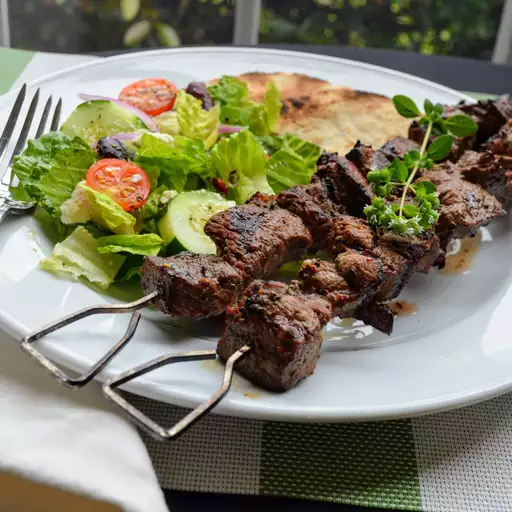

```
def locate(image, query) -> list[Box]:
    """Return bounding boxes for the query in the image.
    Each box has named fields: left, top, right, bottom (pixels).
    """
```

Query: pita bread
left=208, top=72, right=411, bottom=156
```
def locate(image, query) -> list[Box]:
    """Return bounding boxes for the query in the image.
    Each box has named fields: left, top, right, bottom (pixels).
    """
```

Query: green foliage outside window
left=11, top=0, right=503, bottom=60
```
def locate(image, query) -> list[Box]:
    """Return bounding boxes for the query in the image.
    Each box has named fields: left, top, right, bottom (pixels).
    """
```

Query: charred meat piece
left=276, top=181, right=340, bottom=252
left=371, top=230, right=439, bottom=301
left=416, top=233, right=444, bottom=272
left=378, top=136, right=420, bottom=161
left=355, top=302, right=394, bottom=336
left=335, top=250, right=382, bottom=290
left=420, top=163, right=505, bottom=248
left=371, top=244, right=412, bottom=302
left=459, top=95, right=512, bottom=143
left=299, top=259, right=363, bottom=320
left=457, top=150, right=512, bottom=208
left=298, top=256, right=381, bottom=321
left=345, top=141, right=390, bottom=176
left=315, top=151, right=374, bottom=217
left=204, top=203, right=313, bottom=280
left=328, top=215, right=375, bottom=257
left=298, top=257, right=393, bottom=334
left=379, top=230, right=443, bottom=271
left=140, top=253, right=245, bottom=319
left=96, top=137, right=135, bottom=161
left=185, top=81, right=214, bottom=110
left=218, top=281, right=332, bottom=391
left=247, top=191, right=276, bottom=208
left=481, top=119, right=512, bottom=156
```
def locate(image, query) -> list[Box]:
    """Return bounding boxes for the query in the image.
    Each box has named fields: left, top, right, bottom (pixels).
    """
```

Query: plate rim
left=0, top=46, right=510, bottom=422
left=1, top=46, right=477, bottom=104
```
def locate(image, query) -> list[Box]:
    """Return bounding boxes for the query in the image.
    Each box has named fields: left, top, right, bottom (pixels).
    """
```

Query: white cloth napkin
left=0, top=329, right=168, bottom=512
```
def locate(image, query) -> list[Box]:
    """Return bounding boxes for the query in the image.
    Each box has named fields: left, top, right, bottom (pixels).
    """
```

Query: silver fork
left=0, top=84, right=62, bottom=223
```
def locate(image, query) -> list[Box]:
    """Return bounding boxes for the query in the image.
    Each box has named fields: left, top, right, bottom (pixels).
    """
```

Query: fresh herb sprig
left=363, top=95, right=478, bottom=235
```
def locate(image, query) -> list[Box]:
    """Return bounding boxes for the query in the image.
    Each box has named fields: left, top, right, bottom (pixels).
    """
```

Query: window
left=7, top=0, right=235, bottom=53
left=260, top=0, right=506, bottom=61
left=1, top=0, right=510, bottom=63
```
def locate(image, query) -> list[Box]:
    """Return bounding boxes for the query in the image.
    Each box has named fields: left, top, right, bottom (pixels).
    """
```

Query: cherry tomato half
left=86, top=159, right=151, bottom=212
left=119, top=78, right=178, bottom=116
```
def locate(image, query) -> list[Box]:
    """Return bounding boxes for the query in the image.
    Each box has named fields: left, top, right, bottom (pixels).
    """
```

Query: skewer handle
left=20, top=291, right=158, bottom=388
left=102, top=345, right=252, bottom=441
left=21, top=311, right=142, bottom=388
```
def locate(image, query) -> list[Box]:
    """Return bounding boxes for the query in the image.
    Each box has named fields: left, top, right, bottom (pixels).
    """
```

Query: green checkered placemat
left=1, top=46, right=511, bottom=512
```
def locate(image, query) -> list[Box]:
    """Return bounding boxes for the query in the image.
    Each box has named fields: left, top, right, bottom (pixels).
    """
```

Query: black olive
left=185, top=81, right=214, bottom=111
left=96, top=137, right=135, bottom=161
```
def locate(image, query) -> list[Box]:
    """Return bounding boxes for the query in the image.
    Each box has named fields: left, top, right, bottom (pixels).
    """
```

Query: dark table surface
left=96, top=44, right=510, bottom=512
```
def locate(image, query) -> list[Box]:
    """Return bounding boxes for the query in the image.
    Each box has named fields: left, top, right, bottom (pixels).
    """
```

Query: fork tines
left=0, top=85, right=62, bottom=187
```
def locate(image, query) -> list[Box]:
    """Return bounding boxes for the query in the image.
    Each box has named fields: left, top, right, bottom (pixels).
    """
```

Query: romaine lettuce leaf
left=136, top=133, right=212, bottom=192
left=175, top=90, right=220, bottom=150
left=208, top=75, right=250, bottom=105
left=11, top=131, right=96, bottom=233
left=153, top=110, right=180, bottom=136
left=263, top=133, right=321, bottom=193
left=97, top=233, right=163, bottom=256
left=40, top=226, right=125, bottom=289
left=265, top=148, right=313, bottom=192
left=115, top=255, right=144, bottom=283
left=263, top=82, right=281, bottom=133
left=208, top=76, right=281, bottom=135
left=60, top=181, right=136, bottom=234
left=258, top=135, right=284, bottom=155
left=210, top=129, right=273, bottom=204
left=281, top=134, right=321, bottom=165
left=250, top=82, right=282, bottom=136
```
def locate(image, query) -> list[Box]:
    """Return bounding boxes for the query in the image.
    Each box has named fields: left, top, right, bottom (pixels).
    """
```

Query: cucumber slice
left=158, top=190, right=235, bottom=253
left=61, top=100, right=147, bottom=145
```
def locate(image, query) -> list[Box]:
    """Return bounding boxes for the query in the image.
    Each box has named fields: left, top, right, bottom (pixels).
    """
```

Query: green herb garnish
left=364, top=95, right=478, bottom=235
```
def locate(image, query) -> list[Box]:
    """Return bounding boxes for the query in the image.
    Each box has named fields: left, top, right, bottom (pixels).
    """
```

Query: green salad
left=11, top=76, right=320, bottom=290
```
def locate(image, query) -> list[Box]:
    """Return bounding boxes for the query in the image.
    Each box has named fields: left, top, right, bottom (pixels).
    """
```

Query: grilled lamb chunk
left=217, top=281, right=332, bottom=391
left=140, top=253, right=244, bottom=319
left=315, top=151, right=374, bottom=217
left=457, top=150, right=512, bottom=208
left=346, top=141, right=390, bottom=176
left=355, top=302, right=394, bottom=336
left=371, top=244, right=411, bottom=302
left=298, top=256, right=381, bottom=321
left=419, top=163, right=505, bottom=248
left=298, top=257, right=394, bottom=334
left=246, top=191, right=276, bottom=208
left=480, top=120, right=512, bottom=156
left=204, top=203, right=313, bottom=280
left=459, top=95, right=512, bottom=143
left=276, top=181, right=340, bottom=252
left=334, top=250, right=383, bottom=290
left=378, top=136, right=420, bottom=161
left=328, top=215, right=375, bottom=257
left=416, top=233, right=445, bottom=272
left=379, top=230, right=443, bottom=271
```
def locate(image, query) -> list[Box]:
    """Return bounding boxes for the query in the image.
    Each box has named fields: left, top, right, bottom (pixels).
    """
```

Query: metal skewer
left=103, top=345, right=251, bottom=441
left=20, top=291, right=251, bottom=440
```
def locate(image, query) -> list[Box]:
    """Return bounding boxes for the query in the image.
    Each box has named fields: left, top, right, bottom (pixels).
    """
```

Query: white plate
left=0, top=48, right=511, bottom=422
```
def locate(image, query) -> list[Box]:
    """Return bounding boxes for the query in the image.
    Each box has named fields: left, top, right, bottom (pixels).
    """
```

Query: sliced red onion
left=108, top=132, right=143, bottom=141
left=78, top=93, right=159, bottom=132
left=218, top=124, right=243, bottom=134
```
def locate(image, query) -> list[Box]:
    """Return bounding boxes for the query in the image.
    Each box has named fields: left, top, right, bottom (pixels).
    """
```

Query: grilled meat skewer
left=141, top=132, right=506, bottom=325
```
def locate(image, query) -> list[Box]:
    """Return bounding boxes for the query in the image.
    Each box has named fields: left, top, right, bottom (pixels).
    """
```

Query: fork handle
left=0, top=201, right=11, bottom=224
